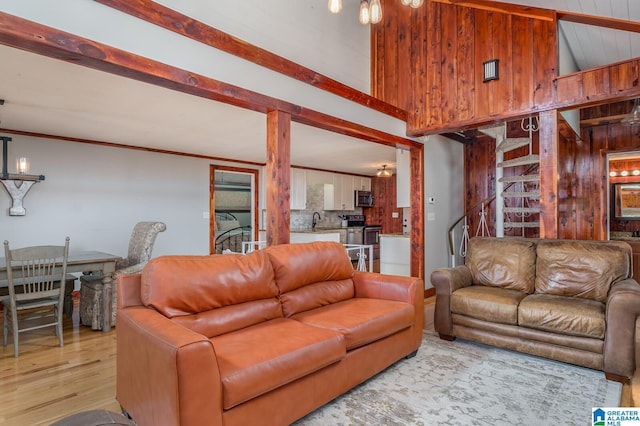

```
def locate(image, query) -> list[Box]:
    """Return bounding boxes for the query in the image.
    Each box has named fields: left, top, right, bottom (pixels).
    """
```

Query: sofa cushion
left=211, top=318, right=345, bottom=410
left=518, top=294, right=606, bottom=339
left=264, top=241, right=355, bottom=294
left=535, top=240, right=631, bottom=303
left=265, top=241, right=356, bottom=316
left=279, top=279, right=355, bottom=317
left=466, top=237, right=537, bottom=293
left=141, top=251, right=281, bottom=321
left=451, top=285, right=527, bottom=325
left=292, top=298, right=414, bottom=350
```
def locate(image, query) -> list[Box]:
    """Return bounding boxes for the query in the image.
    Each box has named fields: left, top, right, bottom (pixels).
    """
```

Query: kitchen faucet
left=312, top=212, right=321, bottom=230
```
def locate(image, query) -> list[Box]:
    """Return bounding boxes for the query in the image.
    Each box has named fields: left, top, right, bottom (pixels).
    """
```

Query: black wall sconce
left=483, top=59, right=499, bottom=82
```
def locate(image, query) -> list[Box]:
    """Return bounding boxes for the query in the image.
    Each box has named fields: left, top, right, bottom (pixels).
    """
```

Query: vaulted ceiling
left=0, top=1, right=637, bottom=176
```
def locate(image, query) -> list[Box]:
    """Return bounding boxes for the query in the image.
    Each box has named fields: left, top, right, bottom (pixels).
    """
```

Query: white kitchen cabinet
left=380, top=235, right=410, bottom=276
left=290, top=168, right=307, bottom=210
left=354, top=177, right=371, bottom=191
left=340, top=175, right=355, bottom=210
left=396, top=148, right=410, bottom=208
left=260, top=167, right=306, bottom=211
left=306, top=170, right=334, bottom=186
left=324, top=174, right=355, bottom=211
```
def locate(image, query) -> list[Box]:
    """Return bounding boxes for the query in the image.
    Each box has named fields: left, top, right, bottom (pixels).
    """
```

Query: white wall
left=0, top=135, right=251, bottom=257
left=423, top=135, right=465, bottom=288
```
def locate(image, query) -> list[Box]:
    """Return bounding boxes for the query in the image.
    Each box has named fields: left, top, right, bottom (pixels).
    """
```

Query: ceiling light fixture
left=334, top=0, right=423, bottom=25
left=621, top=98, right=640, bottom=126
left=376, top=165, right=392, bottom=177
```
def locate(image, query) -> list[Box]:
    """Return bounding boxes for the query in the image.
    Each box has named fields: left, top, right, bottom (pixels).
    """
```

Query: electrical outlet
left=427, top=212, right=436, bottom=221
left=202, top=211, right=210, bottom=219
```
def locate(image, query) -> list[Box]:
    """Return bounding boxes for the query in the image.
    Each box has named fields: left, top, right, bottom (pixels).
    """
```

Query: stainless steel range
left=343, top=215, right=381, bottom=260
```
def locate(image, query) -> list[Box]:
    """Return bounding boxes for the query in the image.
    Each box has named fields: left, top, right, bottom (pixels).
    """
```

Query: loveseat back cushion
left=141, top=251, right=282, bottom=334
left=535, top=240, right=631, bottom=303
left=264, top=242, right=356, bottom=316
left=466, top=237, right=537, bottom=293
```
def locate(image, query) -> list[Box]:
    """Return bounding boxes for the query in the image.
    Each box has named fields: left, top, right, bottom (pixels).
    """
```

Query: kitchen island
left=379, top=234, right=410, bottom=276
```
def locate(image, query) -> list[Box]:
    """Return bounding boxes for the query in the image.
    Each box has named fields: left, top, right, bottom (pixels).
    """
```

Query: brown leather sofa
left=431, top=237, right=640, bottom=383
left=116, top=241, right=424, bottom=426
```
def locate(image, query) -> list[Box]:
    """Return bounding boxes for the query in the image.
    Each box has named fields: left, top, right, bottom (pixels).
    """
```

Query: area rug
left=294, top=332, right=622, bottom=426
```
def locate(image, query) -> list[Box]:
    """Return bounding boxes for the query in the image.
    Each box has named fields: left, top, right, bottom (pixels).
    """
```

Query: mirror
left=612, top=182, right=640, bottom=219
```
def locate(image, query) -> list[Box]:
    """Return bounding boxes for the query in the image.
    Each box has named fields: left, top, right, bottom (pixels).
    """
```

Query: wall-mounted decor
left=0, top=136, right=45, bottom=216
left=612, top=182, right=640, bottom=220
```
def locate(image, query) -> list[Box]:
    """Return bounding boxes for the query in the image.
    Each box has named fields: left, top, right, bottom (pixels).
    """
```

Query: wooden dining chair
left=2, top=237, right=70, bottom=357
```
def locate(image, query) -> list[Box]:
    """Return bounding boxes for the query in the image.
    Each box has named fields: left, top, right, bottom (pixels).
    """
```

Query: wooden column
left=539, top=109, right=559, bottom=238
left=410, top=146, right=425, bottom=279
left=265, top=110, right=291, bottom=246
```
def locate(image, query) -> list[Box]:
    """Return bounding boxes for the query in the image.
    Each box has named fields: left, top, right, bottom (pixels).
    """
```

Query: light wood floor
left=0, top=298, right=638, bottom=425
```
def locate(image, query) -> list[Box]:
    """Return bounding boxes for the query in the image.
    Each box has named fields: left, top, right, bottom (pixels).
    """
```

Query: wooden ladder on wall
left=480, top=119, right=540, bottom=237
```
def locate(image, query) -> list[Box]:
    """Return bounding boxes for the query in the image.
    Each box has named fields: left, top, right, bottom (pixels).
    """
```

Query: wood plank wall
left=372, top=0, right=557, bottom=135
left=367, top=176, right=404, bottom=234
left=463, top=104, right=640, bottom=241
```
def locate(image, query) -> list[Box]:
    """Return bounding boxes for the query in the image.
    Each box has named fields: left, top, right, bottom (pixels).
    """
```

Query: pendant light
left=359, top=0, right=371, bottom=25
left=370, top=0, right=383, bottom=24
left=331, top=0, right=423, bottom=25
left=328, top=0, right=342, bottom=14
left=621, top=98, right=640, bottom=126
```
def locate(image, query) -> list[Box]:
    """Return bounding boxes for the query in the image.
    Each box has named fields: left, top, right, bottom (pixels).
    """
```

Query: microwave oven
left=355, top=190, right=374, bottom=207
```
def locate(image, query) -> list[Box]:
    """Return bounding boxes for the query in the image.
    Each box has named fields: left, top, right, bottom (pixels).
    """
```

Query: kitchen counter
left=290, top=228, right=346, bottom=234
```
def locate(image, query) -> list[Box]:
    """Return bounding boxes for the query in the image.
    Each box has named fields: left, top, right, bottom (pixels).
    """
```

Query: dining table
left=0, top=250, right=122, bottom=332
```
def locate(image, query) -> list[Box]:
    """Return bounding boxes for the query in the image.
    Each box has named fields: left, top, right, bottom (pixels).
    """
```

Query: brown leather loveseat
left=116, top=241, right=424, bottom=426
left=431, top=237, right=640, bottom=383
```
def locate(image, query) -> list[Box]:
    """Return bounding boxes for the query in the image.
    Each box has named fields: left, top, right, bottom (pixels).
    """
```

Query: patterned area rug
left=295, top=332, right=622, bottom=426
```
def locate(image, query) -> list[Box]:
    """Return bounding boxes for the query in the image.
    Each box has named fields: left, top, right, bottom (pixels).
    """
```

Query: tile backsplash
left=290, top=184, right=362, bottom=230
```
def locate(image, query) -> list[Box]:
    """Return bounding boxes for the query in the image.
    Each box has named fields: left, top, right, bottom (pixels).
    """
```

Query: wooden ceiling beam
left=557, top=11, right=640, bottom=34
left=429, top=0, right=555, bottom=21
left=0, top=12, right=420, bottom=151
left=431, top=0, right=640, bottom=34
left=95, top=0, right=407, bottom=121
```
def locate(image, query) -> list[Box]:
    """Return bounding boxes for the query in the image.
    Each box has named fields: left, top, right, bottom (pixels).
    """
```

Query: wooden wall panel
left=374, top=1, right=557, bottom=135
left=426, top=1, right=443, bottom=127
left=555, top=59, right=640, bottom=109
left=511, top=16, right=534, bottom=112
left=455, top=6, right=475, bottom=122
left=368, top=176, right=404, bottom=234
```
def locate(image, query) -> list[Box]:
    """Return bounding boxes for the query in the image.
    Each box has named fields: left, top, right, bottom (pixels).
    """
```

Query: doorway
left=607, top=152, right=640, bottom=241
left=210, top=165, right=259, bottom=254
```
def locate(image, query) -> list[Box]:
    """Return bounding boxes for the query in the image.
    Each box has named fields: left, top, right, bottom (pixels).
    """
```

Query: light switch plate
left=392, top=212, right=399, bottom=218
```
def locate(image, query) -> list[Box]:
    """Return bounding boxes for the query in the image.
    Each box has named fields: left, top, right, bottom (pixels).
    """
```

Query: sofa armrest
left=352, top=271, right=424, bottom=349
left=430, top=265, right=472, bottom=338
left=117, top=307, right=223, bottom=426
left=604, top=278, right=640, bottom=381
